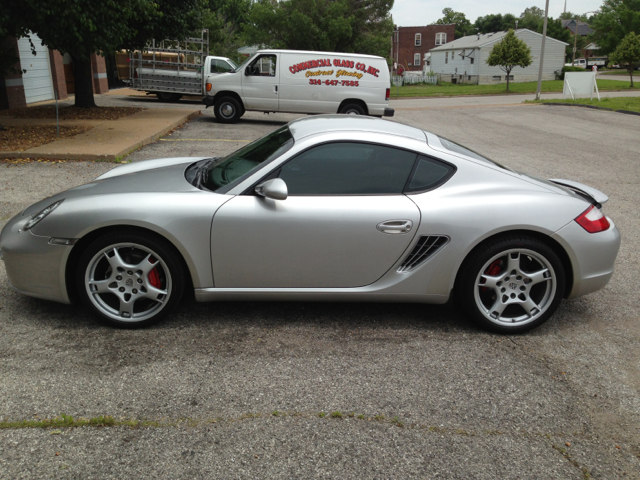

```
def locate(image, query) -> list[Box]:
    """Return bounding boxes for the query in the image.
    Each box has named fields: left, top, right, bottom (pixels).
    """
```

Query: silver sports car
left=0, top=116, right=620, bottom=333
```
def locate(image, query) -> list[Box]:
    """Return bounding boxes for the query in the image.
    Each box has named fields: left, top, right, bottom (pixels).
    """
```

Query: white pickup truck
left=202, top=49, right=394, bottom=123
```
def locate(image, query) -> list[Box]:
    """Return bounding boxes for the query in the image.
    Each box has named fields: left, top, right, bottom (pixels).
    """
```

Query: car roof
left=287, top=116, right=427, bottom=143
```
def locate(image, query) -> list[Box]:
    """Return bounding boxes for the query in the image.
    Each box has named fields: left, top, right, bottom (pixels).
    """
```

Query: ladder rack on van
left=128, top=30, right=209, bottom=97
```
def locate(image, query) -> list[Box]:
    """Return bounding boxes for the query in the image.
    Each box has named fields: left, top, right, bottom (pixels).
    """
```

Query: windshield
left=437, top=136, right=511, bottom=171
left=235, top=53, right=257, bottom=73
left=203, top=126, right=294, bottom=191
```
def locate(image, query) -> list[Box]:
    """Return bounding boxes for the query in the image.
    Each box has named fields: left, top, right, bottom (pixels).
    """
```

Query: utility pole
left=571, top=18, right=579, bottom=65
left=535, top=0, right=550, bottom=100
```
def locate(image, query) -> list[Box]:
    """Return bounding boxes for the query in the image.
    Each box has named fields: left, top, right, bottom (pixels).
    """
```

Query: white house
left=429, top=29, right=568, bottom=85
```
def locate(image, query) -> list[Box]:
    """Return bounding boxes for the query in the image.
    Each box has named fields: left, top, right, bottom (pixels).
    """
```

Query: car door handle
left=376, top=220, right=413, bottom=234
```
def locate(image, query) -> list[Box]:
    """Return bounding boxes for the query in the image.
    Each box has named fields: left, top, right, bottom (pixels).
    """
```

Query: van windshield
left=235, top=53, right=257, bottom=73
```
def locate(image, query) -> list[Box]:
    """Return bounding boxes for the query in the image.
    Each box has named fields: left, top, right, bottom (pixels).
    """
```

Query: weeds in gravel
left=330, top=411, right=343, bottom=418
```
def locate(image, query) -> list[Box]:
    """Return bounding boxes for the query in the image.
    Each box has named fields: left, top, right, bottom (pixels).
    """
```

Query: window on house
left=506, top=75, right=514, bottom=80
left=414, top=53, right=420, bottom=66
left=415, top=33, right=421, bottom=46
left=435, top=32, right=447, bottom=45
left=445, top=52, right=448, bottom=64
left=470, top=57, right=474, bottom=64
left=492, top=75, right=501, bottom=81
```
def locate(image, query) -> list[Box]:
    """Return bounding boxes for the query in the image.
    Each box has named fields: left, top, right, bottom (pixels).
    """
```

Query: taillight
left=575, top=205, right=610, bottom=233
left=385, top=88, right=390, bottom=101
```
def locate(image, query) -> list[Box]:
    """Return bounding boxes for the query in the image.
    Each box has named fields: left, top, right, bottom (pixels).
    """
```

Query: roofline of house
left=429, top=28, right=569, bottom=51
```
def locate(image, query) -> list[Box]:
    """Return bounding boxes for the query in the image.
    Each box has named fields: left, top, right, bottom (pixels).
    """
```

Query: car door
left=210, top=142, right=422, bottom=288
left=242, top=53, right=279, bottom=111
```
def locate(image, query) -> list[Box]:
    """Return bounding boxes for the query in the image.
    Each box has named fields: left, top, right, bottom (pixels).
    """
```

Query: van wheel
left=156, top=92, right=183, bottom=102
left=214, top=97, right=242, bottom=123
left=339, top=103, right=365, bottom=115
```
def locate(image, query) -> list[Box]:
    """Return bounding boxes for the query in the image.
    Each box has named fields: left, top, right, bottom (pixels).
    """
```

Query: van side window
left=247, top=55, right=276, bottom=76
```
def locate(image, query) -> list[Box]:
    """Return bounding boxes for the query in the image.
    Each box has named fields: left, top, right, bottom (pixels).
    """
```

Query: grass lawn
left=525, top=96, right=640, bottom=113
left=598, top=69, right=640, bottom=75
left=389, top=79, right=637, bottom=97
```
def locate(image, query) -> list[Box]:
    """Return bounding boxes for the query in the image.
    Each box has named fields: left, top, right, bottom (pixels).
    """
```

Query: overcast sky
left=390, top=0, right=604, bottom=28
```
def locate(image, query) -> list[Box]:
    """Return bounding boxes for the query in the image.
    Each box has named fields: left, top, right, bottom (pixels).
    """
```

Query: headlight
left=23, top=200, right=64, bottom=231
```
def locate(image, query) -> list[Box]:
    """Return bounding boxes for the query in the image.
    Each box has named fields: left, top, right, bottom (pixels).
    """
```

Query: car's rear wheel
left=76, top=231, right=185, bottom=328
left=457, top=236, right=565, bottom=334
left=214, top=96, right=242, bottom=123
left=339, top=103, right=365, bottom=115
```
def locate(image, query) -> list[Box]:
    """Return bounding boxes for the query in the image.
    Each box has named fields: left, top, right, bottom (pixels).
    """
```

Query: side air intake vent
left=397, top=235, right=449, bottom=272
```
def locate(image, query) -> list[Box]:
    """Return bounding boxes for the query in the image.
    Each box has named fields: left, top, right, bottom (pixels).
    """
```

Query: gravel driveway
left=1, top=97, right=639, bottom=479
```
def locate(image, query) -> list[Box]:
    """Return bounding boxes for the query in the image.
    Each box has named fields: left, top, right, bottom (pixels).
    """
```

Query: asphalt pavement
left=1, top=95, right=639, bottom=479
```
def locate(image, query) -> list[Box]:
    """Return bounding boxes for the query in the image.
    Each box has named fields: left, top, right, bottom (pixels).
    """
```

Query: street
left=1, top=96, right=639, bottom=479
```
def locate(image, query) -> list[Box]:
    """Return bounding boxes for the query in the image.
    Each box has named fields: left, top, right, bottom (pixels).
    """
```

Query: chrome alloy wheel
left=84, top=243, right=172, bottom=322
left=474, top=248, right=556, bottom=327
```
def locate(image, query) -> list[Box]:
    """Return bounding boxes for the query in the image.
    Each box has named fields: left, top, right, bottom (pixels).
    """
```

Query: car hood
left=23, top=157, right=209, bottom=216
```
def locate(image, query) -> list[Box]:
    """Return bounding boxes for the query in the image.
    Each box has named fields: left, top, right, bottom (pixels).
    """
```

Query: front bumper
left=0, top=213, right=72, bottom=304
left=552, top=218, right=621, bottom=298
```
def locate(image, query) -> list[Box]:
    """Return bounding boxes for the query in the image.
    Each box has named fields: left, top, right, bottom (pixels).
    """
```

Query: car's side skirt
left=194, top=288, right=449, bottom=304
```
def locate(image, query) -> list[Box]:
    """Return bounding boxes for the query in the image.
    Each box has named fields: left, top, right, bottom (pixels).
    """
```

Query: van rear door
left=242, top=53, right=279, bottom=111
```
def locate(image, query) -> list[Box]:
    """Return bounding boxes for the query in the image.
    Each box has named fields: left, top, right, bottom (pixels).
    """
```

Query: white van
left=202, top=49, right=394, bottom=123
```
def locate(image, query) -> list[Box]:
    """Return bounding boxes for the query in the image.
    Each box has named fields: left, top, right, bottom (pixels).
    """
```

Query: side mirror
left=255, top=178, right=288, bottom=200
left=245, top=66, right=250, bottom=76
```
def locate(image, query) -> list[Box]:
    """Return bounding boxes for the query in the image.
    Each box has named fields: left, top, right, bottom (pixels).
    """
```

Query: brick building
left=0, top=32, right=109, bottom=110
left=391, top=24, right=455, bottom=72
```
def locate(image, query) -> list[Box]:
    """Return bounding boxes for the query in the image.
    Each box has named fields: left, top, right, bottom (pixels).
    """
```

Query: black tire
left=339, top=103, right=365, bottom=115
left=214, top=96, right=242, bottom=123
left=156, top=92, right=183, bottom=102
left=76, top=230, right=186, bottom=328
left=456, top=235, right=565, bottom=334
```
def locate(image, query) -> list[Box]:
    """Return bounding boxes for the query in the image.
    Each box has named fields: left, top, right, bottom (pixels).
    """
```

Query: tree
left=244, top=0, right=393, bottom=58
left=609, top=32, right=640, bottom=86
left=559, top=11, right=589, bottom=21
left=474, top=13, right=517, bottom=34
left=6, top=0, right=207, bottom=108
left=205, top=0, right=252, bottom=62
left=433, top=8, right=472, bottom=39
left=519, top=6, right=544, bottom=32
left=486, top=29, right=532, bottom=92
left=590, top=0, right=640, bottom=55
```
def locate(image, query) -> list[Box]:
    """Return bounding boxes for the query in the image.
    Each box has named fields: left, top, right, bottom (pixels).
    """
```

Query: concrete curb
left=0, top=109, right=201, bottom=162
left=539, top=102, right=640, bottom=116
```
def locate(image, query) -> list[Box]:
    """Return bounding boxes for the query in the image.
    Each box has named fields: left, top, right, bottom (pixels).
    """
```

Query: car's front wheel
left=76, top=231, right=186, bottom=328
left=457, top=236, right=565, bottom=334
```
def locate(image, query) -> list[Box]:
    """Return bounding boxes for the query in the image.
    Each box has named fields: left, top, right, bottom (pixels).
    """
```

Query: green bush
left=559, top=66, right=585, bottom=80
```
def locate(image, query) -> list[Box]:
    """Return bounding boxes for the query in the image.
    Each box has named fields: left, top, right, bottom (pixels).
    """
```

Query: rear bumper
left=383, top=108, right=395, bottom=117
left=552, top=218, right=621, bottom=298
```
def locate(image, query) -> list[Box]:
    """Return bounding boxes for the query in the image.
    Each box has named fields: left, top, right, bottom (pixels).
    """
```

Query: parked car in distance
left=0, top=116, right=620, bottom=333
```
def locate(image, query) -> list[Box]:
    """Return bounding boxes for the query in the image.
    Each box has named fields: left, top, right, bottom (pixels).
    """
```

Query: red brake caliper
left=147, top=256, right=161, bottom=288
left=481, top=259, right=502, bottom=292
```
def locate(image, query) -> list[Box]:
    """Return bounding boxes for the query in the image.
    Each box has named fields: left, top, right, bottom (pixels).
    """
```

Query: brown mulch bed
left=0, top=106, right=144, bottom=120
left=0, top=125, right=94, bottom=152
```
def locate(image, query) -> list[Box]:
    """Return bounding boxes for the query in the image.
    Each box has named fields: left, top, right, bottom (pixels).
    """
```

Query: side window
left=211, top=60, right=232, bottom=74
left=405, top=156, right=455, bottom=193
left=414, top=53, right=420, bottom=66
left=247, top=54, right=276, bottom=76
left=279, top=143, right=417, bottom=195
